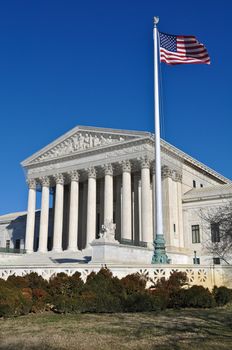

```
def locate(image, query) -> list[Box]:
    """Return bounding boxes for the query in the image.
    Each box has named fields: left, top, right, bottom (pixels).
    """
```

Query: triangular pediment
left=22, top=125, right=150, bottom=167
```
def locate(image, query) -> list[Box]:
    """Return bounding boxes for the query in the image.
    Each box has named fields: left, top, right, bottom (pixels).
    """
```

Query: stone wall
left=0, top=264, right=231, bottom=289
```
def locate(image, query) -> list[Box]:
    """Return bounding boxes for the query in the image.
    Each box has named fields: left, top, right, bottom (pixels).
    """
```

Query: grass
left=0, top=306, right=232, bottom=350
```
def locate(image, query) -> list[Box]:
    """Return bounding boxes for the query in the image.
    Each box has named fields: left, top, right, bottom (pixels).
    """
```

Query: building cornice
left=20, top=125, right=231, bottom=185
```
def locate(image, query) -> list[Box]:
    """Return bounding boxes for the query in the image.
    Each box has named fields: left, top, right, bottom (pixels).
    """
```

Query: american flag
left=159, top=32, right=210, bottom=65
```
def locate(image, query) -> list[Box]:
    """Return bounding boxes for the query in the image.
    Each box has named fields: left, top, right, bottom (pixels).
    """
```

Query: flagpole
left=152, top=16, right=168, bottom=264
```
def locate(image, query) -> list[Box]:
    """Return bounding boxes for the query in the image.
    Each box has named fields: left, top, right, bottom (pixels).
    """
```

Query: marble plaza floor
left=0, top=250, right=91, bottom=267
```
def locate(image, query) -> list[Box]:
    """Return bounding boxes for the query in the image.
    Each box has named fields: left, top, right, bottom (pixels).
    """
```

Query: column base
left=52, top=248, right=63, bottom=253
left=25, top=250, right=34, bottom=254
left=37, top=249, right=48, bottom=254
left=152, top=234, right=169, bottom=264
left=66, top=247, right=79, bottom=252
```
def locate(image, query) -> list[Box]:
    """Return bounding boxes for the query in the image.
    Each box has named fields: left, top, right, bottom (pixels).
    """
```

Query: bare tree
left=199, top=202, right=232, bottom=265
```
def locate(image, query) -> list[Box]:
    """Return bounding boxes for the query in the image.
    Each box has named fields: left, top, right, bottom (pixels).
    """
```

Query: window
left=192, top=225, right=200, bottom=243
left=211, top=223, right=220, bottom=243
left=200, top=184, right=203, bottom=188
left=6, top=240, right=10, bottom=252
left=173, top=224, right=176, bottom=233
left=193, top=180, right=196, bottom=188
left=213, top=257, right=220, bottom=265
left=193, top=257, right=200, bottom=265
left=14, top=239, right=20, bottom=250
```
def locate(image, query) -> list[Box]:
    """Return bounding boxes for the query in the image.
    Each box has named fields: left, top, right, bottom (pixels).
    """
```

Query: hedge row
left=0, top=268, right=232, bottom=317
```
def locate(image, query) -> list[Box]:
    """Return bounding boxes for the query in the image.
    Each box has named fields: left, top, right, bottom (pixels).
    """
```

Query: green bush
left=183, top=285, right=215, bottom=308
left=2, top=270, right=232, bottom=316
left=26, top=272, right=48, bottom=290
left=79, top=268, right=123, bottom=313
left=121, top=273, right=147, bottom=294
left=213, top=286, right=232, bottom=306
left=150, top=271, right=188, bottom=309
left=48, top=272, right=83, bottom=299
left=7, top=275, right=29, bottom=289
left=122, top=292, right=163, bottom=312
left=0, top=282, right=32, bottom=317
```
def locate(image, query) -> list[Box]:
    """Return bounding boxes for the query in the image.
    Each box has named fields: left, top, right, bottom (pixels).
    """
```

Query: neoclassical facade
left=0, top=125, right=231, bottom=265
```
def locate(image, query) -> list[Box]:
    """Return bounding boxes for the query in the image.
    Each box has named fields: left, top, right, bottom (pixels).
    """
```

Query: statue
left=99, top=219, right=118, bottom=243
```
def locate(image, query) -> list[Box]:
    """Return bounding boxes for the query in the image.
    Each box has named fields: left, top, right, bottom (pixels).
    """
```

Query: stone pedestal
left=91, top=239, right=153, bottom=265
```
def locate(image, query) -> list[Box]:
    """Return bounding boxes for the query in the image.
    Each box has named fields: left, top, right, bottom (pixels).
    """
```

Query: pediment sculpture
left=33, top=132, right=126, bottom=163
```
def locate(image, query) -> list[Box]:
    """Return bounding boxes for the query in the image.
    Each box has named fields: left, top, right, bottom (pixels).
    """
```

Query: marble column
left=38, top=176, right=50, bottom=253
left=103, top=164, right=113, bottom=225
left=115, top=176, right=122, bottom=241
left=133, top=174, right=140, bottom=246
left=121, top=160, right=132, bottom=242
left=25, top=178, right=37, bottom=253
left=86, top=167, right=97, bottom=247
left=67, top=170, right=80, bottom=251
left=52, top=173, right=64, bottom=252
left=141, top=158, right=152, bottom=246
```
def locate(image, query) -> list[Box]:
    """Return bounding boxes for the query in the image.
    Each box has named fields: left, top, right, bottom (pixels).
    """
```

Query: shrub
left=80, top=268, right=123, bottom=313
left=213, top=286, right=232, bottom=306
left=26, top=272, right=48, bottom=290
left=122, top=291, right=163, bottom=312
left=183, top=285, right=215, bottom=308
left=0, top=284, right=32, bottom=317
left=7, top=275, right=29, bottom=289
left=120, top=273, right=147, bottom=294
left=150, top=271, right=188, bottom=309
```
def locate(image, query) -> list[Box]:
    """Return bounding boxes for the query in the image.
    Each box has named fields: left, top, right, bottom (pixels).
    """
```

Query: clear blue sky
left=0, top=0, right=231, bottom=215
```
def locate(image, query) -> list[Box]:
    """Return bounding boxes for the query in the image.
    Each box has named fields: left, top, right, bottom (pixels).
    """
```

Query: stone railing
left=0, top=264, right=231, bottom=289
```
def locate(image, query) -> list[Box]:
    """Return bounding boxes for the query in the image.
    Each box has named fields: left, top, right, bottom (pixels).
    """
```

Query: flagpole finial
left=154, top=16, right=159, bottom=26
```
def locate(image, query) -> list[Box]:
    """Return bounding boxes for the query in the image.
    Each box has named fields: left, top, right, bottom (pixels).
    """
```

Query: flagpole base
left=152, top=234, right=169, bottom=264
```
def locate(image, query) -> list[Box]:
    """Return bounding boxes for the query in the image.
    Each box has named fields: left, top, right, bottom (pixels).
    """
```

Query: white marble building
left=0, top=125, right=231, bottom=266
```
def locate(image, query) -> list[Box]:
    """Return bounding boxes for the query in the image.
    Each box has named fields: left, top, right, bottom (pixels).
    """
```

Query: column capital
left=140, top=157, right=151, bottom=169
left=121, top=160, right=131, bottom=173
left=103, top=163, right=113, bottom=176
left=172, top=170, right=182, bottom=183
left=54, top=173, right=64, bottom=185
left=161, top=165, right=172, bottom=179
left=87, top=167, right=96, bottom=179
left=68, top=170, right=80, bottom=182
left=39, top=176, right=50, bottom=187
left=26, top=178, right=37, bottom=190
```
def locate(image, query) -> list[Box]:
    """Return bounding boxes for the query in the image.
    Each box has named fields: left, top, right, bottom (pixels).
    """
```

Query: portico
left=24, top=157, right=157, bottom=253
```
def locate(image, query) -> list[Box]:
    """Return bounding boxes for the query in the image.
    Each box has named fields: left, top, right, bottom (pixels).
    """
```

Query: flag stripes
left=159, top=32, right=210, bottom=65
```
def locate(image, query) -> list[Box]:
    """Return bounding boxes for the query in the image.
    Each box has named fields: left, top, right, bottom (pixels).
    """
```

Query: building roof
left=183, top=183, right=232, bottom=202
